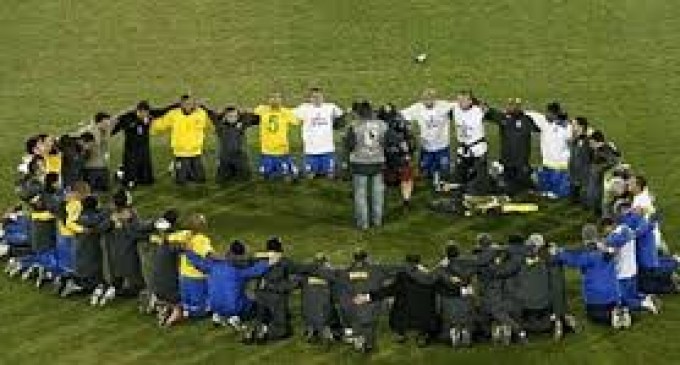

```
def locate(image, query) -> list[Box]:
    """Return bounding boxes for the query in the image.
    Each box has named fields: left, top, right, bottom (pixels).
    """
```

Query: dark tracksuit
left=474, top=247, right=524, bottom=335
left=252, top=258, right=314, bottom=341
left=568, top=134, right=591, bottom=203
left=210, top=112, right=260, bottom=183
left=297, top=266, right=340, bottom=336
left=74, top=210, right=107, bottom=291
left=60, top=144, right=86, bottom=190
left=511, top=253, right=562, bottom=333
left=585, top=143, right=620, bottom=215
left=149, top=230, right=181, bottom=304
left=102, top=210, right=145, bottom=295
left=319, top=260, right=395, bottom=351
left=368, top=265, right=439, bottom=340
left=434, top=257, right=477, bottom=336
left=383, top=122, right=416, bottom=186
left=28, top=190, right=60, bottom=272
left=485, top=109, right=539, bottom=195
left=112, top=106, right=175, bottom=186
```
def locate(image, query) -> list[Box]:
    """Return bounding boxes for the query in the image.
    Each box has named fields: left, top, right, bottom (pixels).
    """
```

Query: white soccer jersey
left=294, top=103, right=343, bottom=155
left=400, top=101, right=453, bottom=152
left=452, top=103, right=487, bottom=157
left=613, top=225, right=638, bottom=279
left=526, top=111, right=572, bottom=169
left=633, top=189, right=665, bottom=249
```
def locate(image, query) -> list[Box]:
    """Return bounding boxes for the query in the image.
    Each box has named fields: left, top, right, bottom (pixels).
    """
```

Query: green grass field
left=2, top=0, right=680, bottom=364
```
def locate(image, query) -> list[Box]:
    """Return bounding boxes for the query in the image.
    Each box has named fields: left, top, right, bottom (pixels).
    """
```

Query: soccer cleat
left=563, top=314, right=579, bottom=333
left=491, top=325, right=503, bottom=344
left=621, top=307, right=633, bottom=328
left=90, top=285, right=105, bottom=306
left=460, top=328, right=472, bottom=347
left=35, top=266, right=48, bottom=289
left=500, top=325, right=512, bottom=346
left=553, top=319, right=564, bottom=341
left=321, top=326, right=335, bottom=348
left=449, top=328, right=461, bottom=348
left=353, top=335, right=367, bottom=353
left=517, top=330, right=528, bottom=345
left=212, top=313, right=227, bottom=328
left=21, top=265, right=38, bottom=281
left=60, top=279, right=83, bottom=298
left=642, top=295, right=660, bottom=315
left=0, top=243, right=9, bottom=258
left=6, top=258, right=22, bottom=277
left=99, top=286, right=116, bottom=306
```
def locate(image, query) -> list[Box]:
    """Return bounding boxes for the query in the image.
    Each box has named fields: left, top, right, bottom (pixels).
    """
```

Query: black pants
left=585, top=303, right=615, bottom=325
left=83, top=167, right=110, bottom=192
left=254, top=291, right=292, bottom=340
left=123, top=149, right=154, bottom=185
left=174, top=156, right=206, bottom=185
left=454, top=154, right=489, bottom=195
left=502, top=164, right=533, bottom=195
left=216, top=153, right=250, bottom=182
left=639, top=268, right=676, bottom=294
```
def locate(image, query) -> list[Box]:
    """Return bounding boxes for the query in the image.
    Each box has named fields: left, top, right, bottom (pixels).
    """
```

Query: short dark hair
left=309, top=87, right=322, bottom=93
left=590, top=130, right=605, bottom=143
left=352, top=100, right=373, bottom=118
left=575, top=116, right=588, bottom=128
left=224, top=106, right=237, bottom=113
left=600, top=217, right=616, bottom=227
left=180, top=94, right=191, bottom=101
left=94, top=112, right=110, bottom=124
left=80, top=132, right=95, bottom=143
left=546, top=102, right=562, bottom=115
left=634, top=175, right=648, bottom=189
left=25, top=136, right=39, bottom=154
left=136, top=101, right=150, bottom=111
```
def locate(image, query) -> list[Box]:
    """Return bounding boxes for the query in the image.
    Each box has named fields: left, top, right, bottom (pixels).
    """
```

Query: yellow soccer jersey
left=58, top=199, right=83, bottom=237
left=45, top=153, right=62, bottom=175
left=178, top=232, right=214, bottom=279
left=255, top=105, right=299, bottom=155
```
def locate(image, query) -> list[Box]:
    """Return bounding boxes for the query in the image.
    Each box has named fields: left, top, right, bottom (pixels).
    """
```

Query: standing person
left=526, top=103, right=572, bottom=199
left=400, top=89, right=453, bottom=188
left=568, top=117, right=592, bottom=204
left=344, top=101, right=388, bottom=230
left=450, top=90, right=489, bottom=195
left=585, top=131, right=621, bottom=215
left=81, top=112, right=112, bottom=193
left=484, top=98, right=539, bottom=195
left=208, top=106, right=260, bottom=183
left=293, top=87, right=345, bottom=179
left=151, top=95, right=212, bottom=185
left=57, top=135, right=85, bottom=191
left=113, top=101, right=176, bottom=188
left=254, top=92, right=300, bottom=180
left=380, top=104, right=416, bottom=209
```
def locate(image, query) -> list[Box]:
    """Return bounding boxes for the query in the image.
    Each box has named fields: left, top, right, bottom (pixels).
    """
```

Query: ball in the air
left=414, top=53, right=428, bottom=63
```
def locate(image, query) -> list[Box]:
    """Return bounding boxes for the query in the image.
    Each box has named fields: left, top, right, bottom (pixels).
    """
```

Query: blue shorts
left=618, top=277, right=643, bottom=310
left=537, top=167, right=571, bottom=198
left=259, top=155, right=297, bottom=178
left=420, top=147, right=450, bottom=176
left=304, top=153, right=335, bottom=176
left=55, top=235, right=75, bottom=276
left=180, top=276, right=209, bottom=318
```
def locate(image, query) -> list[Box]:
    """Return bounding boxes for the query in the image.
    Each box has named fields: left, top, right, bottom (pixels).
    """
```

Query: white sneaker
left=99, top=286, right=116, bottom=306
left=5, top=258, right=20, bottom=275
left=35, top=267, right=47, bottom=288
left=21, top=265, right=38, bottom=281
left=60, top=279, right=83, bottom=297
left=449, top=328, right=461, bottom=348
left=611, top=308, right=623, bottom=329
left=642, top=295, right=660, bottom=315
left=90, top=285, right=105, bottom=306
left=621, top=307, right=632, bottom=328
left=0, top=243, right=9, bottom=258
left=227, top=316, right=244, bottom=331
left=460, top=328, right=472, bottom=347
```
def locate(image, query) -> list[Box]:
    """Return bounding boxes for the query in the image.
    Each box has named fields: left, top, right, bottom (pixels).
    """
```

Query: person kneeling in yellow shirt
left=169, top=213, right=214, bottom=319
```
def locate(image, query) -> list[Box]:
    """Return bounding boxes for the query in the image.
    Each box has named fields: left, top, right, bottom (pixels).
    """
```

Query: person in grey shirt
left=343, top=101, right=387, bottom=230
left=81, top=112, right=112, bottom=192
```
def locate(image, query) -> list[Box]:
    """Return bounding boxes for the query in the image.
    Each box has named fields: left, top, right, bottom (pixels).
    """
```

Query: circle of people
left=1, top=88, right=679, bottom=353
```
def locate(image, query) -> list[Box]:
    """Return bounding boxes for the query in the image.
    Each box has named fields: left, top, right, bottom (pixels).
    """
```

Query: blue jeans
left=352, top=173, right=385, bottom=229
